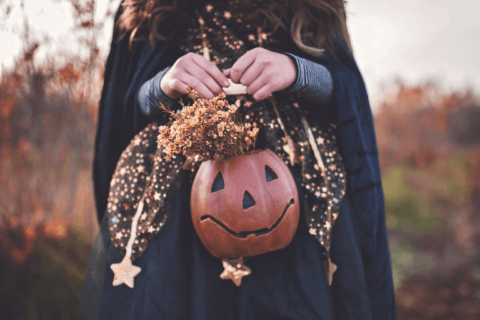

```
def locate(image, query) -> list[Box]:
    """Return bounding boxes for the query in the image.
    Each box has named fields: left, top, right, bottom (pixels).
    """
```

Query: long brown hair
left=117, top=0, right=352, bottom=56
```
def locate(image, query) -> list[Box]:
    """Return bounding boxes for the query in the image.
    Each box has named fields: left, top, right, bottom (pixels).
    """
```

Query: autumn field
left=1, top=1, right=480, bottom=319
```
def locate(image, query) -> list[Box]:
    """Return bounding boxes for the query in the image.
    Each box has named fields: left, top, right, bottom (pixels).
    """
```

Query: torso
left=106, top=0, right=346, bottom=262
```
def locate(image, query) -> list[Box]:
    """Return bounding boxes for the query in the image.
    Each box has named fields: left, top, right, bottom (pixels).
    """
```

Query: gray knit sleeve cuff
left=283, top=52, right=333, bottom=105
left=137, top=66, right=179, bottom=118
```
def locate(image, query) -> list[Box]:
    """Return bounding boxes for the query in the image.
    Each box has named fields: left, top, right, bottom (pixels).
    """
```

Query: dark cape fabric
left=92, top=7, right=186, bottom=224
left=88, top=1, right=397, bottom=319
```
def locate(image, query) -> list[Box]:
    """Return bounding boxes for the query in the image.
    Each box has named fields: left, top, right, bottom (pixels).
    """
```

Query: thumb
left=223, top=68, right=231, bottom=77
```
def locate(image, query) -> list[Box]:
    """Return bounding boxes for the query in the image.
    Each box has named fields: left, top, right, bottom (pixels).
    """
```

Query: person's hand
left=223, top=48, right=297, bottom=101
left=160, top=52, right=230, bottom=100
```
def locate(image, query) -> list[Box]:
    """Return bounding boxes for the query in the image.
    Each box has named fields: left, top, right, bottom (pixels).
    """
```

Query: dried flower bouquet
left=157, top=86, right=259, bottom=161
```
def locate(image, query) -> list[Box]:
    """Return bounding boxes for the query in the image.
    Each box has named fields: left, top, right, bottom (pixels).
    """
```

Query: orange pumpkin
left=190, top=149, right=300, bottom=258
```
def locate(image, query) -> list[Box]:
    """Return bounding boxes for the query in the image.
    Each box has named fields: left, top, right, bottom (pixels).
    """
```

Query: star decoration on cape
left=110, top=256, right=142, bottom=289
left=220, top=257, right=251, bottom=286
left=333, top=212, right=339, bottom=220
left=325, top=221, right=331, bottom=231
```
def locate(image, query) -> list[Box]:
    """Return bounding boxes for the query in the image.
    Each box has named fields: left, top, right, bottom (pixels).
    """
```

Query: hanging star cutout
left=326, top=258, right=337, bottom=286
left=110, top=256, right=142, bottom=289
left=220, top=257, right=251, bottom=286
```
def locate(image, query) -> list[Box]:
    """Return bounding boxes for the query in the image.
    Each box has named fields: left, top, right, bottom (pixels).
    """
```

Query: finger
left=238, top=61, right=263, bottom=86
left=246, top=70, right=270, bottom=96
left=223, top=68, right=231, bottom=77
left=178, top=73, right=215, bottom=99
left=252, top=84, right=275, bottom=101
left=168, top=78, right=190, bottom=96
left=186, top=63, right=224, bottom=95
left=230, top=49, right=259, bottom=84
left=191, top=54, right=230, bottom=87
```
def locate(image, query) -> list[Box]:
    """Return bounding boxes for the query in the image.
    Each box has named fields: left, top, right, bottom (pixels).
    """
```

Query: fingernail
left=223, top=80, right=230, bottom=87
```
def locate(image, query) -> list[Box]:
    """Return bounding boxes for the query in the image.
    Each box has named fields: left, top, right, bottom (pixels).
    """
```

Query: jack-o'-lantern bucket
left=190, top=149, right=300, bottom=259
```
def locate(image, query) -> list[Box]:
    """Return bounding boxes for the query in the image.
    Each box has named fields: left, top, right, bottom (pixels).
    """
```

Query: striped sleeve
left=137, top=66, right=179, bottom=118
left=283, top=52, right=333, bottom=105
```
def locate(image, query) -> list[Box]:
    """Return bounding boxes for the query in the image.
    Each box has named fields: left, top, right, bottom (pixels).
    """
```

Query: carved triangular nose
left=242, top=191, right=255, bottom=210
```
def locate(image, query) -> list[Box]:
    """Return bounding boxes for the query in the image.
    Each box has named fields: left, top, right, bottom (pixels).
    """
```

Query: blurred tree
left=0, top=1, right=114, bottom=319
left=447, top=103, right=480, bottom=145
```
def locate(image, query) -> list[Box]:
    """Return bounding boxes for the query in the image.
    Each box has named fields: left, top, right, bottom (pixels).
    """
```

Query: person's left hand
left=223, top=48, right=297, bottom=101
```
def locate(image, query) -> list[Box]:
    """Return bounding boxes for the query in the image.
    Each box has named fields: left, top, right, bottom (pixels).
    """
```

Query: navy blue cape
left=87, top=2, right=397, bottom=319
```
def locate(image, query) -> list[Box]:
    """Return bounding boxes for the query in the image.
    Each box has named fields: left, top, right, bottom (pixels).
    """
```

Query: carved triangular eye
left=211, top=172, right=224, bottom=192
left=242, top=191, right=255, bottom=210
left=265, top=165, right=278, bottom=182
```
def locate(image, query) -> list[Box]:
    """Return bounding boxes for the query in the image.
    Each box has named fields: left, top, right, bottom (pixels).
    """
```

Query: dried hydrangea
left=157, top=85, right=259, bottom=161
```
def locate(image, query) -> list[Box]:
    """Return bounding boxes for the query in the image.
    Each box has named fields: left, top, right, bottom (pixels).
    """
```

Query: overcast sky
left=346, top=0, right=480, bottom=103
left=1, top=0, right=479, bottom=106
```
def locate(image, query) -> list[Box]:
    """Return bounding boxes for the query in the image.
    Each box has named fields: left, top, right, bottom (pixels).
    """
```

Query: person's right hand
left=160, top=52, right=230, bottom=100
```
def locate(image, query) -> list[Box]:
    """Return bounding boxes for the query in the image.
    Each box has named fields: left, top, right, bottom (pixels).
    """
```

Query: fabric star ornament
left=111, top=256, right=142, bottom=288
left=220, top=257, right=251, bottom=286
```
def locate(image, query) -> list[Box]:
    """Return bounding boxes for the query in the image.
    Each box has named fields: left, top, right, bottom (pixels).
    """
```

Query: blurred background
left=0, top=0, right=479, bottom=319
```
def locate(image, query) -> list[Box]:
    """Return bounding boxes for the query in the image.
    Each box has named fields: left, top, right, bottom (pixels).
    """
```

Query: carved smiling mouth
left=200, top=198, right=295, bottom=239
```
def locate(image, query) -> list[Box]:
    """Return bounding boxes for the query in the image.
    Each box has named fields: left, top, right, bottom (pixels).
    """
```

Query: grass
left=0, top=227, right=92, bottom=320
left=383, top=149, right=477, bottom=234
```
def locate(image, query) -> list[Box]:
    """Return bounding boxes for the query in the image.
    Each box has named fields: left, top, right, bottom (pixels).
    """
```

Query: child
left=82, top=0, right=397, bottom=319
